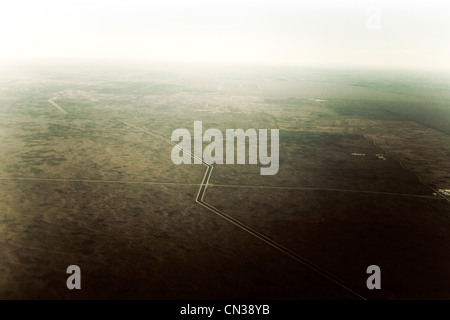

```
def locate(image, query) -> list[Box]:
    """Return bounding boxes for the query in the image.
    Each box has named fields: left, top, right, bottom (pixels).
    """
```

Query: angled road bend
left=125, top=122, right=367, bottom=300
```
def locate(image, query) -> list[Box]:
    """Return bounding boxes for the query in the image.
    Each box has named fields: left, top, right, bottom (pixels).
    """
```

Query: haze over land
left=0, top=0, right=449, bottom=300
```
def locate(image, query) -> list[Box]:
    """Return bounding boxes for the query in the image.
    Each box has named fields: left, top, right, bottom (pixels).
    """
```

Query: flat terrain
left=0, top=65, right=449, bottom=299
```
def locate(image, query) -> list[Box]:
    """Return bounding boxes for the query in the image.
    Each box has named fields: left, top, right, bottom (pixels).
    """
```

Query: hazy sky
left=1, top=0, right=449, bottom=70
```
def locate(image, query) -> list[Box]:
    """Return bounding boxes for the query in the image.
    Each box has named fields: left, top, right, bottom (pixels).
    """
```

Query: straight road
left=48, top=97, right=67, bottom=114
